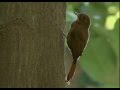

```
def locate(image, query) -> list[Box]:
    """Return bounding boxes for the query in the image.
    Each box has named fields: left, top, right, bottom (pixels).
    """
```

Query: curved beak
left=74, top=12, right=79, bottom=17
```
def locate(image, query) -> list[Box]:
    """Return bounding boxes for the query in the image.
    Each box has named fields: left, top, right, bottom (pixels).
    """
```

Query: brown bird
left=66, top=12, right=91, bottom=83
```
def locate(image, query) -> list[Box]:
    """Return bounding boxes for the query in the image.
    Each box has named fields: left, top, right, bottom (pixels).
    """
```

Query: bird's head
left=74, top=12, right=91, bottom=26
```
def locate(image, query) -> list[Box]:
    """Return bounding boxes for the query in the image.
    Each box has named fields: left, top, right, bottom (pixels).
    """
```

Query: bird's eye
left=82, top=15, right=84, bottom=19
left=80, top=15, right=84, bottom=20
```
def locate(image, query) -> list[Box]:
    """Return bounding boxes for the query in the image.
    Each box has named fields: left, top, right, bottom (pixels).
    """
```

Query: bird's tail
left=66, top=60, right=77, bottom=83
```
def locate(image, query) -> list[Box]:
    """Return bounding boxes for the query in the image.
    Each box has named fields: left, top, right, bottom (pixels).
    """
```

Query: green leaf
left=109, top=19, right=119, bottom=64
left=80, top=37, right=119, bottom=87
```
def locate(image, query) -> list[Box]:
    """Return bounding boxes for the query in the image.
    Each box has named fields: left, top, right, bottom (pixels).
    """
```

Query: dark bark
left=0, top=2, right=66, bottom=88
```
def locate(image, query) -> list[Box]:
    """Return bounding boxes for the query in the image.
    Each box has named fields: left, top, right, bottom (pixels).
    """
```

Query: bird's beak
left=74, top=12, right=79, bottom=17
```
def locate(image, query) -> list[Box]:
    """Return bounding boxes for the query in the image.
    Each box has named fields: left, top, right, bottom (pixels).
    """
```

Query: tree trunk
left=0, top=2, right=66, bottom=88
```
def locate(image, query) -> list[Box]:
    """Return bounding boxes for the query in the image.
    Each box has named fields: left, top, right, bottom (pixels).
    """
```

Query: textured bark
left=0, top=2, right=66, bottom=88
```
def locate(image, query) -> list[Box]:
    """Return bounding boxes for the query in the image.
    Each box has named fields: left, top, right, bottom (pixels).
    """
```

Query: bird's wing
left=78, top=30, right=88, bottom=56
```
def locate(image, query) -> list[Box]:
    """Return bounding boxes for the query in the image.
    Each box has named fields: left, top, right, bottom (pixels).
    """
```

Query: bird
left=66, top=12, right=91, bottom=83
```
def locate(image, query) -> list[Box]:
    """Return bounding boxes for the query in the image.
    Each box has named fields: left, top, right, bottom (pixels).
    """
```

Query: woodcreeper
left=66, top=12, right=91, bottom=83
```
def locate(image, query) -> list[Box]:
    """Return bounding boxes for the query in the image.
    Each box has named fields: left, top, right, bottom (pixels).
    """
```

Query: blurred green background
left=65, top=2, right=119, bottom=88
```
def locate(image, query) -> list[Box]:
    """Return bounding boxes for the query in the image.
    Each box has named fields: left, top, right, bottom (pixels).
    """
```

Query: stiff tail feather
left=66, top=61, right=77, bottom=83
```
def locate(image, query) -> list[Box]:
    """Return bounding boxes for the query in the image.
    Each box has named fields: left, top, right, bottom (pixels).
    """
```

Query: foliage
left=66, top=2, right=119, bottom=88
